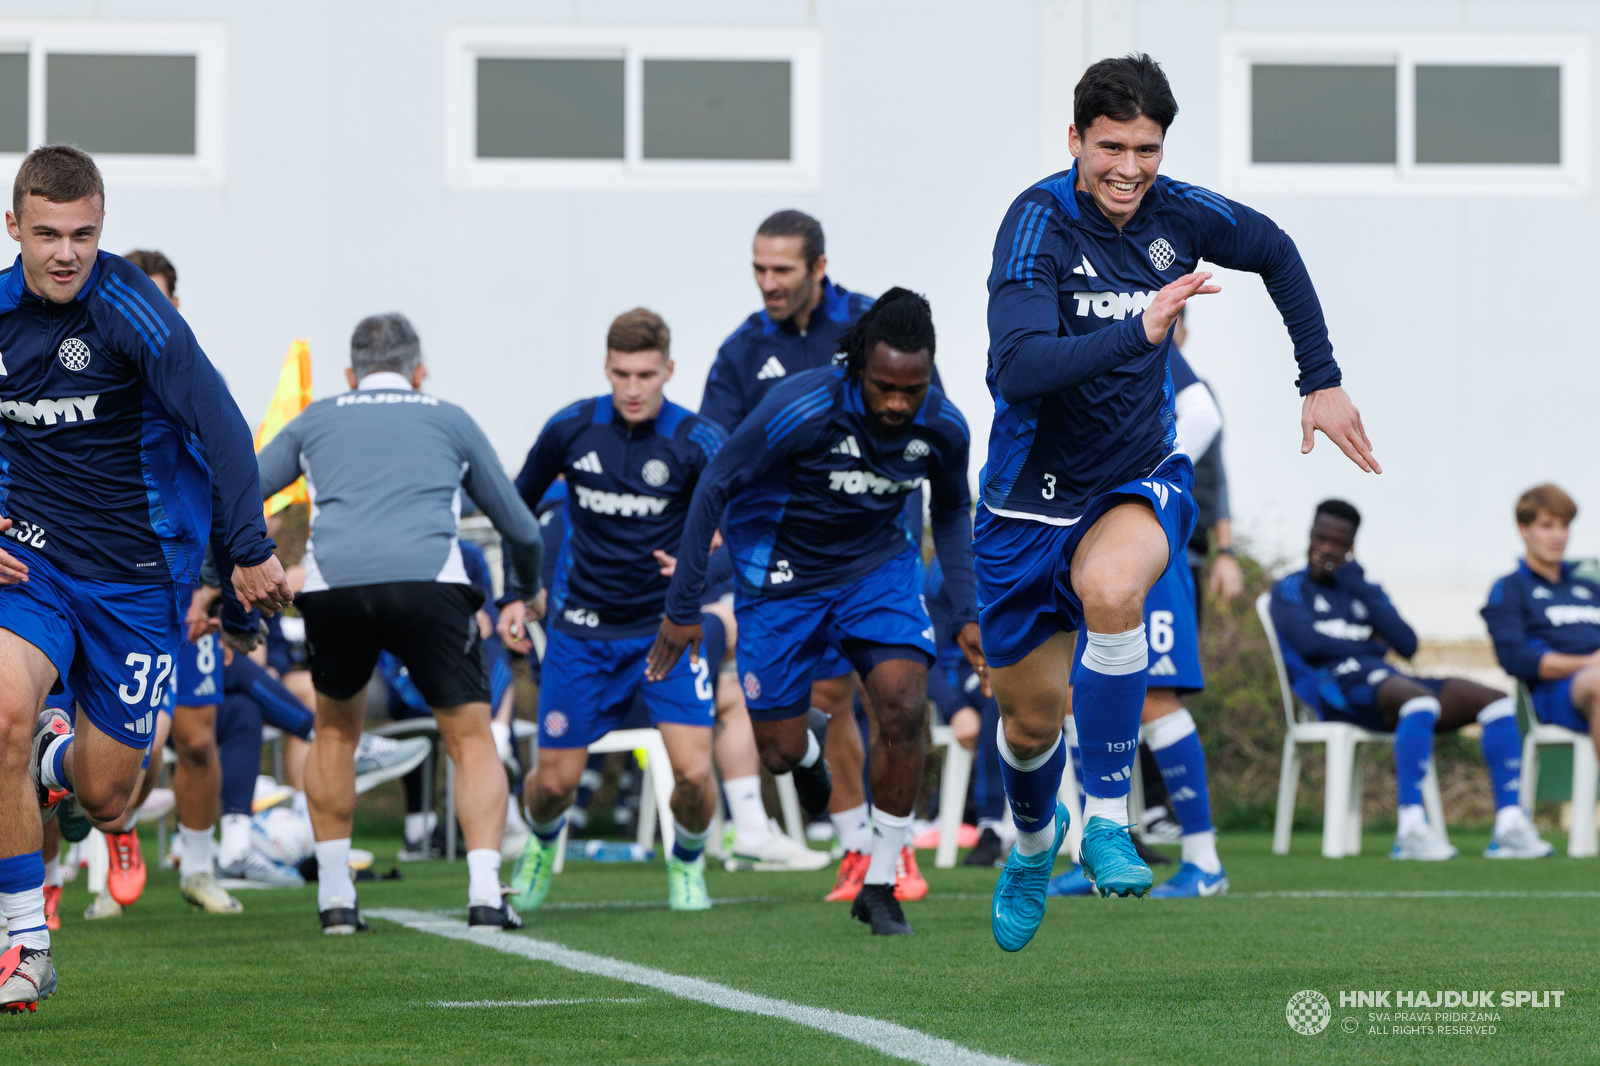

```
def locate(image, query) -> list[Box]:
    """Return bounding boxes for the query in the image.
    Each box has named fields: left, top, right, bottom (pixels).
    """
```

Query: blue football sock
left=995, top=719, right=1065, bottom=836
left=1394, top=696, right=1440, bottom=808
left=1477, top=697, right=1522, bottom=811
left=43, top=734, right=73, bottom=793
left=1062, top=716, right=1086, bottom=819
left=973, top=698, right=1006, bottom=824
left=671, top=821, right=709, bottom=864
left=1074, top=627, right=1147, bottom=801
left=1145, top=708, right=1213, bottom=835
left=531, top=815, right=566, bottom=844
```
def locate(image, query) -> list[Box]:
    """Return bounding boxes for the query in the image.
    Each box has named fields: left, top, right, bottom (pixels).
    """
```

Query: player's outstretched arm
left=1300, top=386, right=1380, bottom=474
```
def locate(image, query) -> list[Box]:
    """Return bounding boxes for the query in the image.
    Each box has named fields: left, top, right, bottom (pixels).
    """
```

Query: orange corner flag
left=257, top=339, right=313, bottom=517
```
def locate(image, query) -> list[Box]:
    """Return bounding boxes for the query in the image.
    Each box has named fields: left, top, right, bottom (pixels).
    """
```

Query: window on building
left=448, top=27, right=820, bottom=191
left=1223, top=33, right=1588, bottom=196
left=0, top=23, right=225, bottom=186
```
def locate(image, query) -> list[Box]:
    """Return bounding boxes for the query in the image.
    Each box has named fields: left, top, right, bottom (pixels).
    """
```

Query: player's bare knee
left=1078, top=573, right=1146, bottom=632
left=673, top=759, right=712, bottom=795
left=1001, top=712, right=1060, bottom=757
left=0, top=706, right=32, bottom=762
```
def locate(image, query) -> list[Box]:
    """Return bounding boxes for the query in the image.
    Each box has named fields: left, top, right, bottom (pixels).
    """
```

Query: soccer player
left=700, top=210, right=877, bottom=884
left=1273, top=500, right=1546, bottom=859
left=1484, top=485, right=1600, bottom=826
left=508, top=308, right=726, bottom=912
left=0, top=146, right=289, bottom=1012
left=980, top=55, right=1376, bottom=952
left=257, top=312, right=543, bottom=934
left=649, top=288, right=984, bottom=936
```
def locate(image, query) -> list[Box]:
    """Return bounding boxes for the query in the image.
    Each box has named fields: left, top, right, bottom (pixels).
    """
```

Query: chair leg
left=775, top=773, right=806, bottom=844
left=935, top=742, right=973, bottom=869
left=1519, top=734, right=1540, bottom=816
left=1323, top=734, right=1354, bottom=858
left=637, top=763, right=658, bottom=852
left=553, top=821, right=568, bottom=874
left=1569, top=741, right=1599, bottom=859
left=1273, top=734, right=1300, bottom=856
left=1058, top=741, right=1083, bottom=862
left=1346, top=743, right=1366, bottom=856
left=445, top=756, right=457, bottom=862
left=86, top=828, right=109, bottom=895
left=1421, top=760, right=1448, bottom=848
left=647, top=735, right=678, bottom=857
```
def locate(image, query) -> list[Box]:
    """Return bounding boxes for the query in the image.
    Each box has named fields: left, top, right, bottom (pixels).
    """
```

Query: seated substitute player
left=1, top=147, right=290, bottom=1013
left=1273, top=499, right=1545, bottom=859
left=979, top=55, right=1378, bottom=953
left=507, top=308, right=727, bottom=912
left=648, top=288, right=986, bottom=937
left=257, top=312, right=543, bottom=935
left=1484, top=484, right=1600, bottom=799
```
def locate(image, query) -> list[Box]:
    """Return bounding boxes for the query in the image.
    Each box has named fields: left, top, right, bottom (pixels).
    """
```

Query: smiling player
left=979, top=55, right=1377, bottom=952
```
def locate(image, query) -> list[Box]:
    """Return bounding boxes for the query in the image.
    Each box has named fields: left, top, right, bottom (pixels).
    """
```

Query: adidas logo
left=1100, top=768, right=1130, bottom=783
left=1140, top=480, right=1169, bottom=508
left=831, top=435, right=861, bottom=457
left=1533, top=587, right=1553, bottom=599
left=756, top=356, right=786, bottom=380
left=572, top=451, right=604, bottom=474
left=1070, top=255, right=1099, bottom=278
left=1149, top=654, right=1176, bottom=676
left=1169, top=786, right=1198, bottom=803
left=1313, top=594, right=1330, bottom=613
left=123, top=710, right=154, bottom=736
left=193, top=676, right=218, bottom=697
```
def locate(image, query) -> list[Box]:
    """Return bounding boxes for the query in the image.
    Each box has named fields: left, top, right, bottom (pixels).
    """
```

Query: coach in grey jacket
left=258, top=312, right=542, bottom=935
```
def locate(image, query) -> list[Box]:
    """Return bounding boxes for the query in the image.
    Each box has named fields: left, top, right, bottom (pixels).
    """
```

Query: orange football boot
left=106, top=827, right=147, bottom=907
left=823, top=850, right=868, bottom=902
left=42, top=885, right=60, bottom=931
left=893, top=845, right=928, bottom=902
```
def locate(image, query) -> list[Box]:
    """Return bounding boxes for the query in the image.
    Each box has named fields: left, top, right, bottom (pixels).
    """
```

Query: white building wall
left=0, top=0, right=1590, bottom=638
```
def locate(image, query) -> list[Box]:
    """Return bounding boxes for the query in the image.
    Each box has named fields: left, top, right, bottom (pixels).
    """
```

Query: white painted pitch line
left=1248, top=883, right=1600, bottom=889
left=370, top=909, right=1030, bottom=1066
left=430, top=998, right=648, bottom=1008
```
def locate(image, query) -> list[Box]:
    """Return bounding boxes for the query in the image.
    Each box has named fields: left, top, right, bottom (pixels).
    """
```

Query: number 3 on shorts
left=118, top=652, right=174, bottom=707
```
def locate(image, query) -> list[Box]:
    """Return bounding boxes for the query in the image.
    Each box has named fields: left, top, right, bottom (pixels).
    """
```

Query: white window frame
left=445, top=25, right=821, bottom=192
left=1220, top=32, right=1589, bottom=198
left=0, top=21, right=225, bottom=188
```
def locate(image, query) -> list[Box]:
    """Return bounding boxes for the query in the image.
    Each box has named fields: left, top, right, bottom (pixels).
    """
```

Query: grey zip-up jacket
left=258, top=376, right=541, bottom=600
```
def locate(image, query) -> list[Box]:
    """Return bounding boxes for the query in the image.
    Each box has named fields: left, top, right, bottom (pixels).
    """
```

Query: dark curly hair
left=835, top=287, right=936, bottom=378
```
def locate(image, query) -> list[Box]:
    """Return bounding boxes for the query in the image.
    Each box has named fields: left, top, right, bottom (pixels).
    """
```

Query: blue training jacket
left=984, top=165, right=1341, bottom=523
left=515, top=396, right=725, bottom=639
left=664, top=366, right=976, bottom=628
left=1270, top=564, right=1416, bottom=709
left=0, top=251, right=271, bottom=584
left=1482, top=560, right=1600, bottom=684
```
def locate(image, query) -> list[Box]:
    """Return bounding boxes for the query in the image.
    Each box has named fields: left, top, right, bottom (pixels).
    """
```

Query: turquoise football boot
left=991, top=801, right=1069, bottom=953
left=1078, top=816, right=1152, bottom=898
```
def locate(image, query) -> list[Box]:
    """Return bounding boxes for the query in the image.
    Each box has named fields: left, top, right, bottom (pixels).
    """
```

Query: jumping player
left=648, top=288, right=984, bottom=936
left=0, top=146, right=289, bottom=1012
left=1276, top=499, right=1545, bottom=859
left=508, top=309, right=727, bottom=912
left=980, top=55, right=1376, bottom=952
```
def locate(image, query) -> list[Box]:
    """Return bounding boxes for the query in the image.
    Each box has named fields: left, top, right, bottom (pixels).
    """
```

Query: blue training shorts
left=174, top=623, right=224, bottom=708
left=734, top=547, right=935, bottom=720
left=1532, top=677, right=1590, bottom=734
left=1069, top=555, right=1204, bottom=692
left=0, top=543, right=184, bottom=749
left=976, top=453, right=1197, bottom=668
left=537, top=629, right=714, bottom=749
left=1314, top=656, right=1445, bottom=731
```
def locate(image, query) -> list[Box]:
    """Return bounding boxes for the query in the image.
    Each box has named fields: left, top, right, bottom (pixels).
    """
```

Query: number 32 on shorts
left=118, top=652, right=174, bottom=707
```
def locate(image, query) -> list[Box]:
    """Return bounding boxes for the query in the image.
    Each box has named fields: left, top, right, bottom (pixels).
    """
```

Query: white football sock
left=797, top=730, right=821, bottom=769
left=218, top=813, right=252, bottom=869
left=1396, top=804, right=1427, bottom=837
left=1181, top=830, right=1221, bottom=874
left=1, top=887, right=48, bottom=950
left=864, top=807, right=910, bottom=886
left=404, top=811, right=436, bottom=846
left=44, top=855, right=62, bottom=889
left=179, top=824, right=215, bottom=879
left=315, top=838, right=355, bottom=911
left=292, top=791, right=309, bottom=818
left=1494, top=804, right=1527, bottom=837
left=1084, top=794, right=1129, bottom=826
left=831, top=803, right=872, bottom=855
left=467, top=849, right=502, bottom=908
left=723, top=775, right=771, bottom=848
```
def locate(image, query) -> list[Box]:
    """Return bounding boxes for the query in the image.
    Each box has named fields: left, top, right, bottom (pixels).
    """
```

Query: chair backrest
left=1256, top=590, right=1303, bottom=729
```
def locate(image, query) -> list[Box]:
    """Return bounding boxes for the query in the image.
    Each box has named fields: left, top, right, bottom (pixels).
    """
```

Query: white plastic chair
left=552, top=728, right=677, bottom=873
left=1257, top=591, right=1447, bottom=858
left=931, top=721, right=974, bottom=869
left=1517, top=685, right=1598, bottom=858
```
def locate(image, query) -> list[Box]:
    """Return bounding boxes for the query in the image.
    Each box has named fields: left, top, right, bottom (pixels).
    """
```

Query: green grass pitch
left=6, top=823, right=1596, bottom=1065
